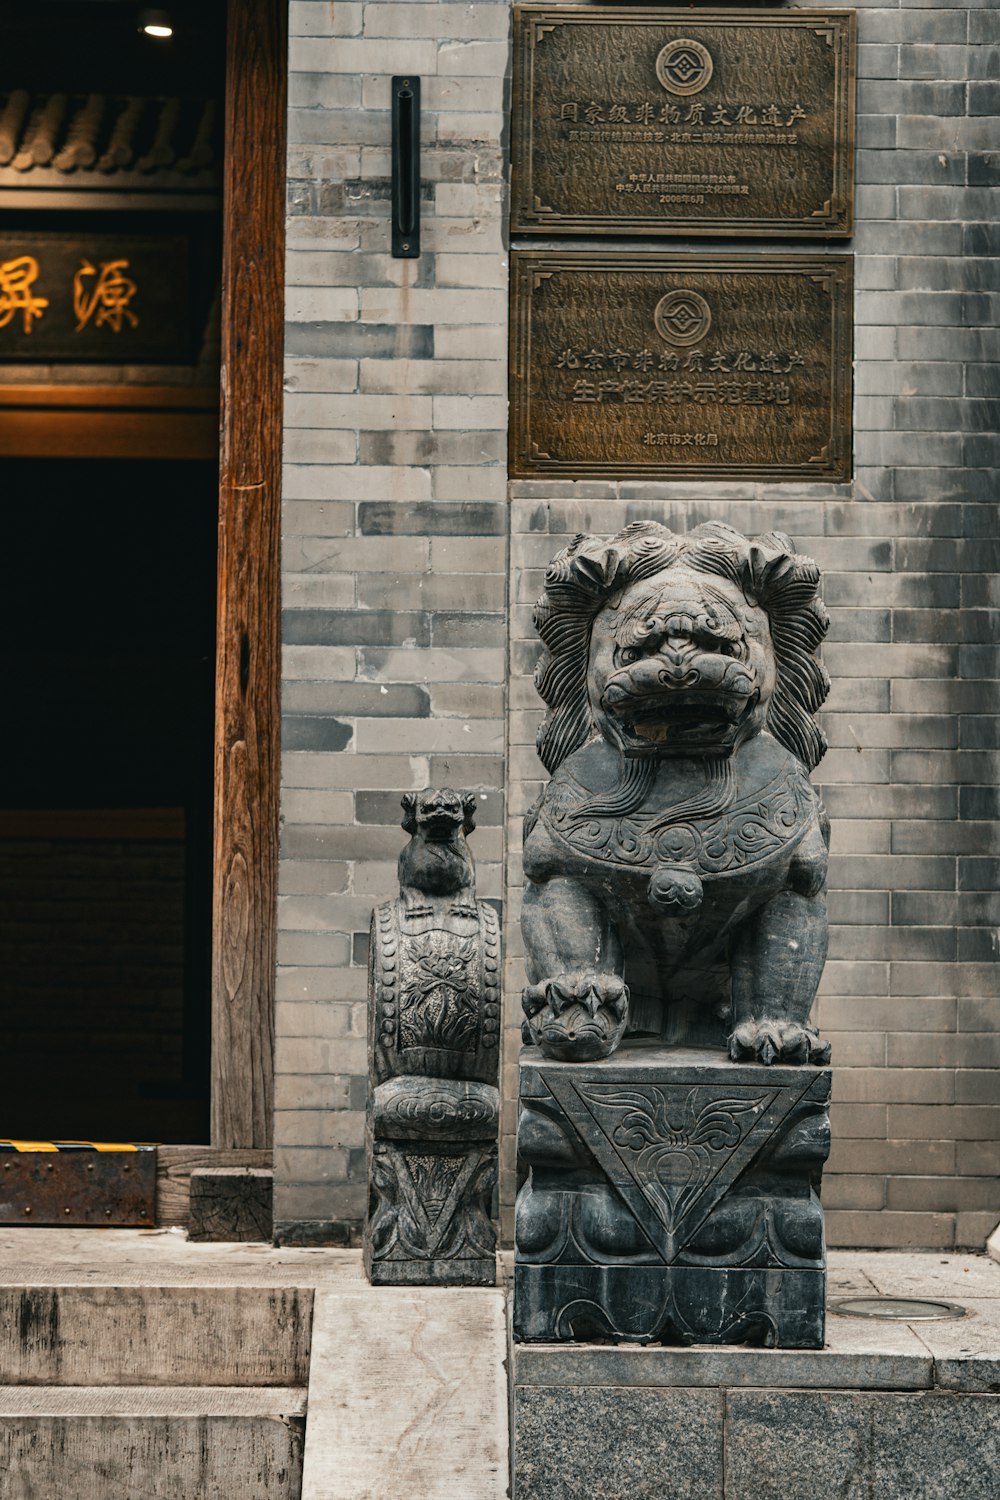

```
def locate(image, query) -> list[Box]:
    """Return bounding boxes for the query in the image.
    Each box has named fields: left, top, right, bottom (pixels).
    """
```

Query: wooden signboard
left=0, top=232, right=191, bottom=361
left=511, top=7, right=856, bottom=237
left=509, top=251, right=853, bottom=481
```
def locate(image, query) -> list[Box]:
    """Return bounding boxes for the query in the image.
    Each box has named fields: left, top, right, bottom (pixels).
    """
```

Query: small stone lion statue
left=521, top=520, right=832, bottom=1068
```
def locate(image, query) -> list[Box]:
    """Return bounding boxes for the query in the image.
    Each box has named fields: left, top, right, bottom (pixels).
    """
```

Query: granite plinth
left=512, top=1384, right=1000, bottom=1500
left=514, top=1044, right=831, bottom=1347
left=515, top=1384, right=722, bottom=1500
left=512, top=1251, right=1000, bottom=1500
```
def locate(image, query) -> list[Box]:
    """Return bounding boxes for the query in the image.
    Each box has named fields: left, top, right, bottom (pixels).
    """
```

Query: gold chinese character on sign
left=0, top=255, right=49, bottom=333
left=73, top=258, right=139, bottom=333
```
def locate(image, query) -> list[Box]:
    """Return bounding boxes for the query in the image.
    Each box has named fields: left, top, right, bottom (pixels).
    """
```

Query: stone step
left=0, top=1285, right=312, bottom=1386
left=301, top=1286, right=507, bottom=1500
left=0, top=1385, right=306, bottom=1500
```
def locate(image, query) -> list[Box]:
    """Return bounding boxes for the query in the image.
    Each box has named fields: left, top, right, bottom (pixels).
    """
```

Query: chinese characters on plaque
left=0, top=234, right=190, bottom=360
left=508, top=8, right=857, bottom=480
left=512, top=7, right=856, bottom=236
left=509, top=253, right=853, bottom=480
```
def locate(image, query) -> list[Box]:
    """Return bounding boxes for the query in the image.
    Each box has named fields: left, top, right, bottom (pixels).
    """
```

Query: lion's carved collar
left=539, top=741, right=815, bottom=879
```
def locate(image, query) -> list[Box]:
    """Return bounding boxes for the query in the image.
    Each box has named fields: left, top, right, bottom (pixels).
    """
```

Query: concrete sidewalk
left=3, top=1232, right=1000, bottom=1499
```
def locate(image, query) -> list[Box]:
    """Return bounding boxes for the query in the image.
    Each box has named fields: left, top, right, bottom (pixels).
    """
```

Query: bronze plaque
left=511, top=7, right=855, bottom=236
left=509, top=252, right=853, bottom=481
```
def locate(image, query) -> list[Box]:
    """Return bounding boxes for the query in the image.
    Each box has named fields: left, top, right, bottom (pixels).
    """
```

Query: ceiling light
left=138, top=8, right=173, bottom=38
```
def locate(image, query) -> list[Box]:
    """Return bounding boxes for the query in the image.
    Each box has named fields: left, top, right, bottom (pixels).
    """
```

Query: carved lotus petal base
left=514, top=1042, right=831, bottom=1347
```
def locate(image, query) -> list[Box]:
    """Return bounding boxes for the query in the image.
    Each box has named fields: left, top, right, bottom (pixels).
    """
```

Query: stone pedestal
left=514, top=1043, right=831, bottom=1348
left=366, top=1112, right=498, bottom=1287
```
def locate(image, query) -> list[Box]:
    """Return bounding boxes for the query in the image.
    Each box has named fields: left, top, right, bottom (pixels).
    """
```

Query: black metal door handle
left=391, top=76, right=420, bottom=258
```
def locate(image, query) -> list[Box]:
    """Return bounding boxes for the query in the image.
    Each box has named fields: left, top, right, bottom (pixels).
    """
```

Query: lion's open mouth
left=419, top=811, right=464, bottom=840
left=618, top=693, right=755, bottom=749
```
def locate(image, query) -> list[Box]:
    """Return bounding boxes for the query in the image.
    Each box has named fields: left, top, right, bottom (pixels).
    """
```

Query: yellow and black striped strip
left=0, top=1141, right=155, bottom=1153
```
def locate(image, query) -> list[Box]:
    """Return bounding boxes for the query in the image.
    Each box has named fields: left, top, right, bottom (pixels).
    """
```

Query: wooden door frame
left=211, top=0, right=287, bottom=1150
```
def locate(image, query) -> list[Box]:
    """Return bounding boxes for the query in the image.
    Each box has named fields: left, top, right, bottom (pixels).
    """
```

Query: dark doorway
left=0, top=1, right=226, bottom=1144
left=0, top=459, right=217, bottom=1141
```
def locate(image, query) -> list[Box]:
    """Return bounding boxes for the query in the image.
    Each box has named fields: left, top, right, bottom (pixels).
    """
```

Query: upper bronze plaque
left=511, top=7, right=856, bottom=237
left=509, top=252, right=853, bottom=481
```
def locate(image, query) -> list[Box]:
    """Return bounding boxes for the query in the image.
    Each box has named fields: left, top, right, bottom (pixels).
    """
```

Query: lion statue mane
left=520, top=519, right=833, bottom=1067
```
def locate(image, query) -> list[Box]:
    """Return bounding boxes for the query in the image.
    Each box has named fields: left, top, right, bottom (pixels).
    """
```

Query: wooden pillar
left=212, top=0, right=286, bottom=1148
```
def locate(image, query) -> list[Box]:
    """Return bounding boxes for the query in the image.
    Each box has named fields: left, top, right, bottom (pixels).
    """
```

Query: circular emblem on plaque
left=656, top=38, right=714, bottom=97
left=654, top=291, right=712, bottom=348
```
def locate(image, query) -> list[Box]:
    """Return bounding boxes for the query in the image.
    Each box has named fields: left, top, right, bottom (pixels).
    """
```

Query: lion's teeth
left=632, top=722, right=671, bottom=743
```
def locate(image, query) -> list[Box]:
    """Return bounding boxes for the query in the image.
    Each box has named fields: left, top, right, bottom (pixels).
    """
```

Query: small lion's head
left=533, top=521, right=829, bottom=772
left=401, top=787, right=477, bottom=840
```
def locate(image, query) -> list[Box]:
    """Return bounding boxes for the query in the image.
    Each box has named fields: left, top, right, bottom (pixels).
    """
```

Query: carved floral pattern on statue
left=579, top=1083, right=773, bottom=1232
left=368, top=1142, right=496, bottom=1263
left=398, top=934, right=480, bottom=1052
left=545, top=762, right=814, bottom=875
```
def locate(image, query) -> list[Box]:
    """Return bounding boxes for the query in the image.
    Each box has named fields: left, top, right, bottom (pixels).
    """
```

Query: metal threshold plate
left=0, top=1144, right=157, bottom=1226
left=831, top=1296, right=968, bottom=1322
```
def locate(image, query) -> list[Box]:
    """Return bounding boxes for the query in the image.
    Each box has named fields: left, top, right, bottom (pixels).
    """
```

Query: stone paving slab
left=0, top=1228, right=362, bottom=1286
left=301, top=1286, right=508, bottom=1500
left=513, top=1335, right=933, bottom=1392
left=905, top=1298, right=1000, bottom=1393
left=844, top=1249, right=1000, bottom=1300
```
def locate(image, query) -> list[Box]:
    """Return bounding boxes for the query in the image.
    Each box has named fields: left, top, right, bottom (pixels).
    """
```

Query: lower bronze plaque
left=509, top=253, right=853, bottom=482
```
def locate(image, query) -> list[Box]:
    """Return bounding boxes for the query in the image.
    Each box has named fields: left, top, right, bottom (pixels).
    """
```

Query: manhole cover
left=831, top=1297, right=968, bottom=1322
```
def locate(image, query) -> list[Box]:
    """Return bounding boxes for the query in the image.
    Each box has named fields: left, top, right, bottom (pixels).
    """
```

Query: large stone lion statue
left=521, top=520, right=832, bottom=1067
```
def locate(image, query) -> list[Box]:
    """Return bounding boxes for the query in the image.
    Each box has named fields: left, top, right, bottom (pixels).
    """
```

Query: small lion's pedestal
left=366, top=1133, right=498, bottom=1286
left=364, top=870, right=501, bottom=1287
left=513, top=1043, right=831, bottom=1348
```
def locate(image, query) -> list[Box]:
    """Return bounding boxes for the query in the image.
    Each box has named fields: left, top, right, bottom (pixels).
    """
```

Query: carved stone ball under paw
left=522, top=971, right=629, bottom=1062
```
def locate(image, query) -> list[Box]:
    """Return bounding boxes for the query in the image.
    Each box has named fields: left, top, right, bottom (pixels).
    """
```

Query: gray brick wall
left=276, top=0, right=509, bottom=1243
left=279, top=0, right=1000, bottom=1251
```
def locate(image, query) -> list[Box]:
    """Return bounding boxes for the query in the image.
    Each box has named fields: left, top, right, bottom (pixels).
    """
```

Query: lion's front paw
left=729, top=1019, right=831, bottom=1067
left=521, top=972, right=628, bottom=1062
